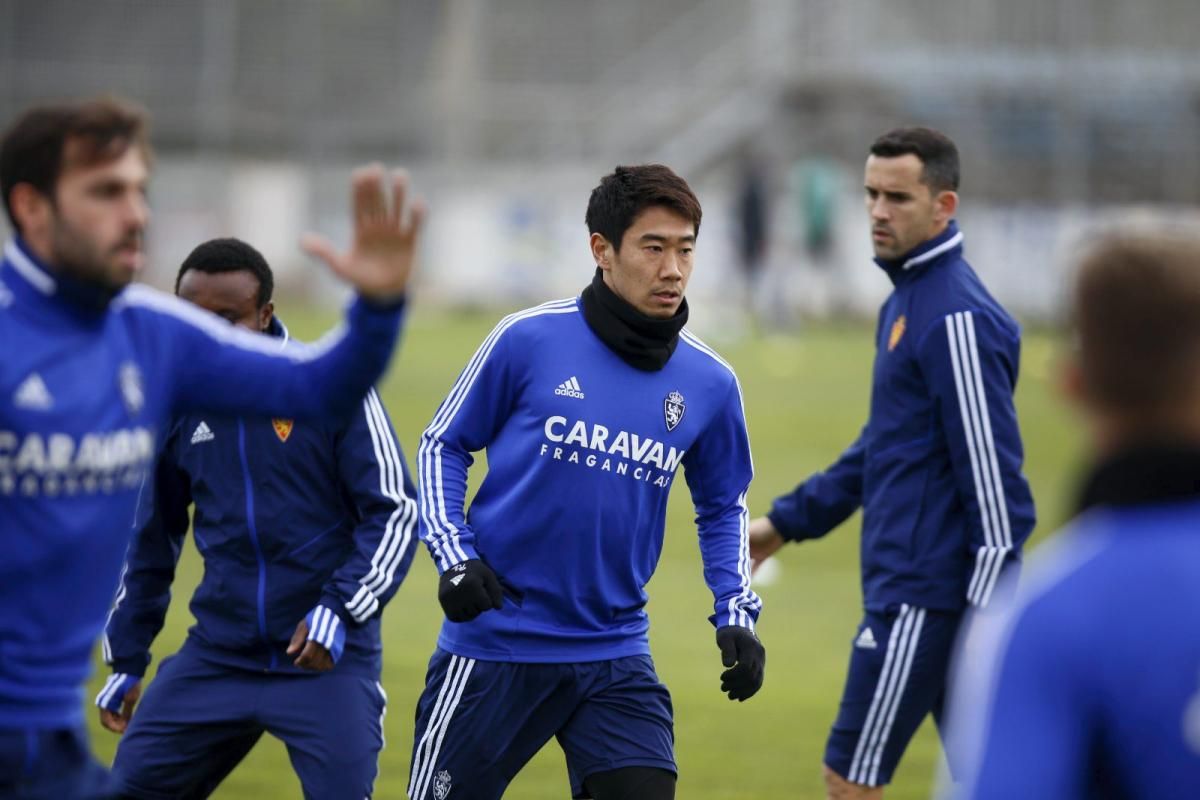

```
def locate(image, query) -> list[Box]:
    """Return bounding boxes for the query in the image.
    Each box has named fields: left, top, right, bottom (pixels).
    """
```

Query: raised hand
left=301, top=164, right=427, bottom=303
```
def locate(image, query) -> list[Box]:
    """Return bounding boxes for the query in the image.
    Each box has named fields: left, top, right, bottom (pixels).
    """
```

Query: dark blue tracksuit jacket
left=103, top=318, right=418, bottom=679
left=769, top=222, right=1035, bottom=611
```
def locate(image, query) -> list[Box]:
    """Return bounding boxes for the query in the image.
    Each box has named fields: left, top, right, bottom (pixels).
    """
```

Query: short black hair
left=0, top=96, right=151, bottom=234
left=585, top=164, right=702, bottom=252
left=1074, top=231, right=1200, bottom=416
left=869, top=127, right=960, bottom=192
left=176, top=237, right=273, bottom=307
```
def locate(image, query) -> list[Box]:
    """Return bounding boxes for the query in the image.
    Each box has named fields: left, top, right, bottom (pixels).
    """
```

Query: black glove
left=438, top=559, right=504, bottom=622
left=716, top=626, right=765, bottom=702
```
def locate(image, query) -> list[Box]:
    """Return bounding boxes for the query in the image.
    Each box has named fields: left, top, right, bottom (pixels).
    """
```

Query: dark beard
left=49, top=221, right=136, bottom=309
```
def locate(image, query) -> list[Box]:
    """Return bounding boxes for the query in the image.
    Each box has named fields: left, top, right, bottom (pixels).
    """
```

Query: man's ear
left=1058, top=349, right=1088, bottom=410
left=934, top=189, right=959, bottom=226
left=8, top=182, right=53, bottom=239
left=259, top=301, right=275, bottom=333
left=590, top=232, right=613, bottom=271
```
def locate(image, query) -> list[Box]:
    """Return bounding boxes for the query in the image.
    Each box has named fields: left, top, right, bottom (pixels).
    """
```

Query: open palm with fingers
left=301, top=164, right=427, bottom=303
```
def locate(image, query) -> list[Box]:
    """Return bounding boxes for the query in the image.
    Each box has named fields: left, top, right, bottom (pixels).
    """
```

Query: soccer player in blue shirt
left=951, top=233, right=1200, bottom=800
left=94, top=238, right=417, bottom=799
left=748, top=128, right=1036, bottom=798
left=0, top=98, right=424, bottom=798
left=409, top=164, right=765, bottom=800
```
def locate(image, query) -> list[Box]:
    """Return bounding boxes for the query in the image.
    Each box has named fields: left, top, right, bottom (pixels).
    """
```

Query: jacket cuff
left=352, top=293, right=407, bottom=315
left=967, top=555, right=1020, bottom=610
left=108, top=657, right=148, bottom=679
left=305, top=604, right=347, bottom=663
left=709, top=613, right=756, bottom=632
left=435, top=543, right=481, bottom=574
left=95, top=672, right=140, bottom=712
left=316, top=592, right=357, bottom=628
left=766, top=508, right=805, bottom=542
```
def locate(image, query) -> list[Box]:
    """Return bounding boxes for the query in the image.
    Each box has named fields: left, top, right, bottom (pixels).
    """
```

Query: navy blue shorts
left=111, top=646, right=387, bottom=799
left=0, top=726, right=112, bottom=799
left=408, top=649, right=676, bottom=800
left=824, top=604, right=962, bottom=787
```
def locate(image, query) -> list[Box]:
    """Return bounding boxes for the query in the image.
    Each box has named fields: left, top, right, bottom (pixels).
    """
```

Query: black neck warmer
left=1077, top=445, right=1200, bottom=513
left=579, top=268, right=688, bottom=371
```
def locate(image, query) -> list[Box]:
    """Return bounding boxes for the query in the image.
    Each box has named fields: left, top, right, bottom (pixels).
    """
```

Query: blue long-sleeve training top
left=955, top=450, right=1200, bottom=799
left=419, top=296, right=761, bottom=662
left=102, top=317, right=417, bottom=680
left=0, top=237, right=405, bottom=728
left=768, top=222, right=1036, bottom=612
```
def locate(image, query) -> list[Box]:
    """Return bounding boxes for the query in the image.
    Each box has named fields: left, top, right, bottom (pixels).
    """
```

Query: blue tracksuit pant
left=111, top=645, right=387, bottom=799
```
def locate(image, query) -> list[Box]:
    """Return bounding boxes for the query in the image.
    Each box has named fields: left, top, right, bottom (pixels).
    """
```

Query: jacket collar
left=2, top=236, right=119, bottom=318
left=4, top=237, right=58, bottom=295
left=873, top=221, right=963, bottom=285
left=265, top=315, right=289, bottom=344
left=1078, top=445, right=1200, bottom=513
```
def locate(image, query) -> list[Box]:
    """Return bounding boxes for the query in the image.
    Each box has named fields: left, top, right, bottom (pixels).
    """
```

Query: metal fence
left=3, top=0, right=1197, bottom=201
left=2, top=0, right=1197, bottom=320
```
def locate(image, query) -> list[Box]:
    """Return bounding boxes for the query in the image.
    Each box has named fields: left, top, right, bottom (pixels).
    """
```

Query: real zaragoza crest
left=272, top=418, right=294, bottom=442
left=433, top=769, right=452, bottom=799
left=664, top=390, right=685, bottom=432
left=888, top=314, right=906, bottom=352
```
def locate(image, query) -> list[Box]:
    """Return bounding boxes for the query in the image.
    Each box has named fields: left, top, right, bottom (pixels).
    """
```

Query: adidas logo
left=855, top=626, right=877, bottom=650
left=554, top=376, right=585, bottom=399
left=190, top=421, right=215, bottom=445
left=449, top=574, right=465, bottom=587
left=13, top=373, right=53, bottom=410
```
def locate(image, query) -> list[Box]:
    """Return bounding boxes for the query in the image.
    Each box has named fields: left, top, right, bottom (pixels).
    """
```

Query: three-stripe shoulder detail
left=945, top=310, right=1013, bottom=607
left=346, top=388, right=418, bottom=623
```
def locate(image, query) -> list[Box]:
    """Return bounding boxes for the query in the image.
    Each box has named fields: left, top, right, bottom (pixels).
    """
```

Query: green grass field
left=85, top=307, right=1084, bottom=799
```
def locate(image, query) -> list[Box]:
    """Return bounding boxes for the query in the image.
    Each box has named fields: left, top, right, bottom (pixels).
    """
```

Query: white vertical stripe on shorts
left=408, top=655, right=475, bottom=799
left=846, top=605, right=926, bottom=786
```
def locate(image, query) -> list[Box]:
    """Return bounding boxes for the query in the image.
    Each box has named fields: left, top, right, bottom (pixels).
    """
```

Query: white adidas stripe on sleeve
left=946, top=312, right=1012, bottom=606
left=346, top=389, right=417, bottom=623
left=679, top=330, right=762, bottom=628
left=418, top=299, right=578, bottom=571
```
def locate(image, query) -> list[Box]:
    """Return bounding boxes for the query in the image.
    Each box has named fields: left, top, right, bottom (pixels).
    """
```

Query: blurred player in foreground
left=951, top=232, right=1200, bottom=799
left=96, top=238, right=417, bottom=799
left=749, top=127, right=1035, bottom=798
left=0, top=97, right=423, bottom=798
left=410, top=164, right=764, bottom=800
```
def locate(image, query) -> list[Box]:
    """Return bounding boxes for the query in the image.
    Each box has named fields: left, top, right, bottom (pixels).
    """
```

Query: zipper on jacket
left=237, top=420, right=277, bottom=671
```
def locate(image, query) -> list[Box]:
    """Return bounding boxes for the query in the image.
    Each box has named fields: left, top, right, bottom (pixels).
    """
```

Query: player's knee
left=823, top=763, right=883, bottom=800
left=584, top=766, right=676, bottom=800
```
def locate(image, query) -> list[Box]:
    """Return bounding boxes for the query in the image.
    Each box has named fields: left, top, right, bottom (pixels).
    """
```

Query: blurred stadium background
left=2, top=0, right=1196, bottom=797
